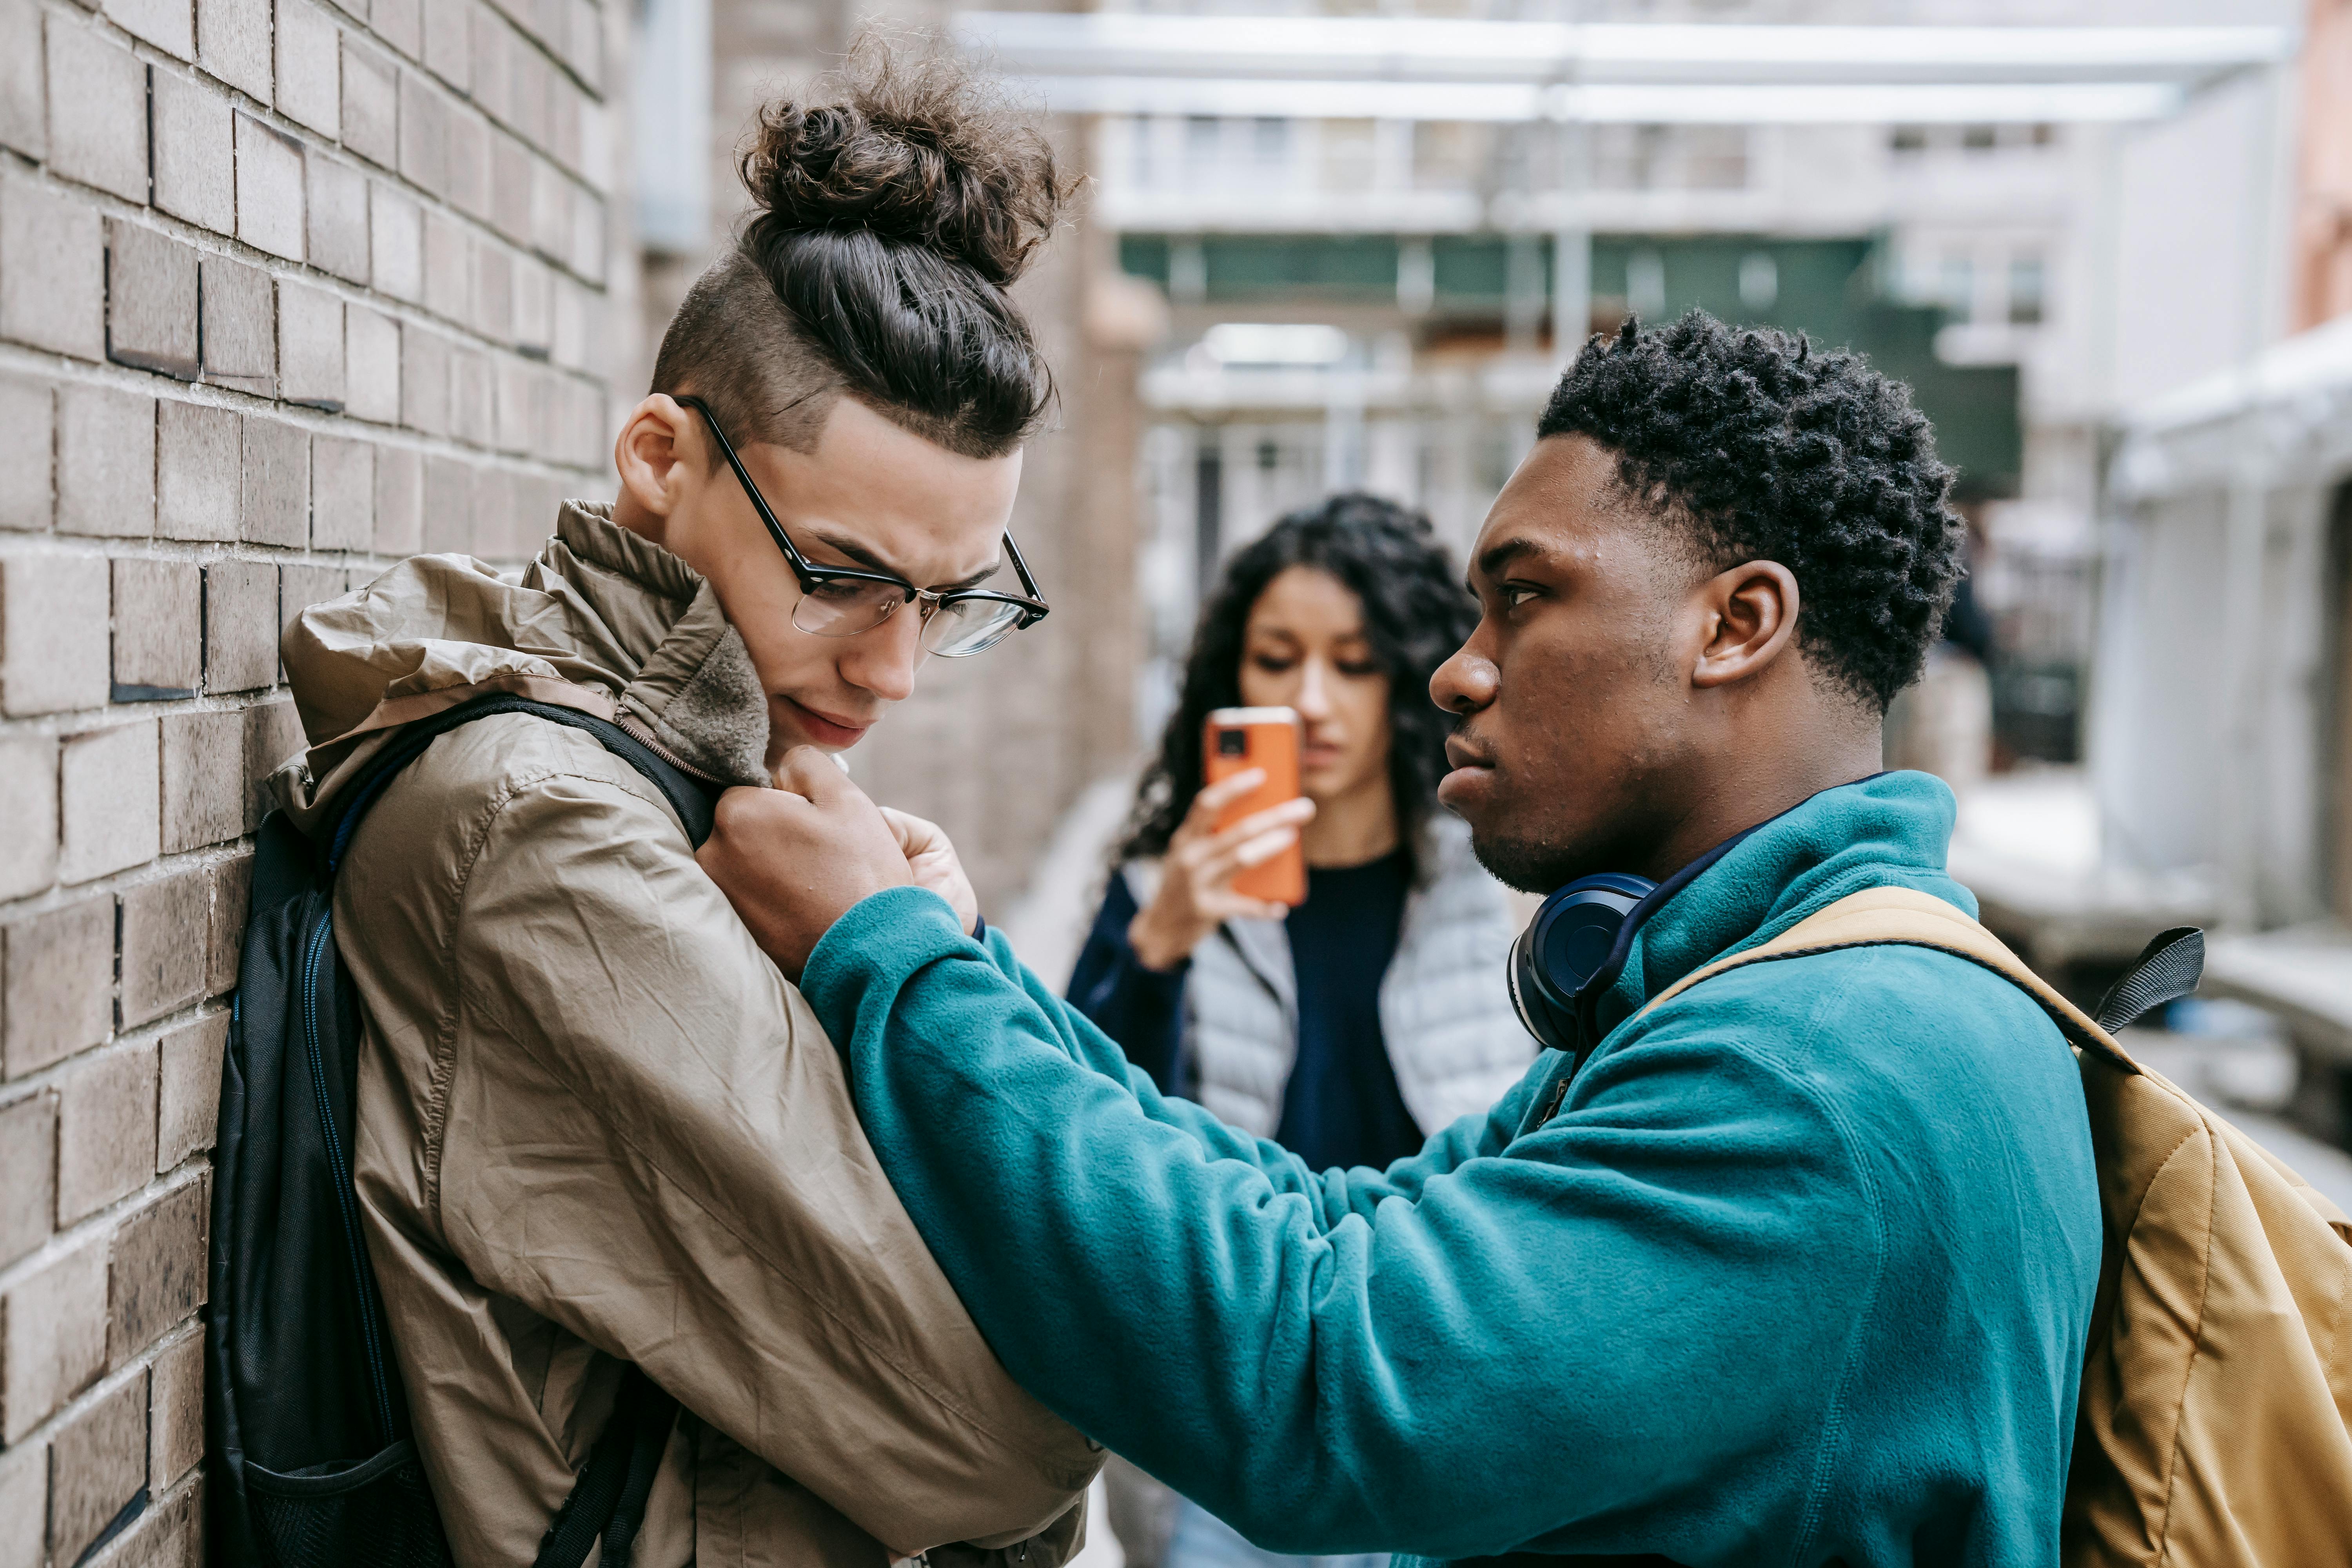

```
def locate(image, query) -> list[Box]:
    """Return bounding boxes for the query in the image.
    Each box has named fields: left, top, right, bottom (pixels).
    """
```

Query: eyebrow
left=1469, top=535, right=1544, bottom=593
left=803, top=525, right=1004, bottom=594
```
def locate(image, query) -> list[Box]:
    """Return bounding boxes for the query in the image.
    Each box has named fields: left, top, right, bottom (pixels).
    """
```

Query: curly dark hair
left=1540, top=311, right=1964, bottom=710
left=1120, top=494, right=1478, bottom=878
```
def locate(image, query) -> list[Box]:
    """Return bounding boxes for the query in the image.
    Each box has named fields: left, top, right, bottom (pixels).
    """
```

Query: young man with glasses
left=263, top=52, right=1102, bottom=1568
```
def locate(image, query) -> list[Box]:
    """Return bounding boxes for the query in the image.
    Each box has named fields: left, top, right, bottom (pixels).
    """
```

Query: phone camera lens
left=1217, top=729, right=1248, bottom=757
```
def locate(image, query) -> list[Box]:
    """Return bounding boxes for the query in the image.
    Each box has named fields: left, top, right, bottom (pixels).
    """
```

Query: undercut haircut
left=649, top=36, right=1076, bottom=460
left=1538, top=311, right=1965, bottom=712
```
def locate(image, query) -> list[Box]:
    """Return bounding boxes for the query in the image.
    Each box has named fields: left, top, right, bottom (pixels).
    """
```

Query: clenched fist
left=697, top=748, right=976, bottom=979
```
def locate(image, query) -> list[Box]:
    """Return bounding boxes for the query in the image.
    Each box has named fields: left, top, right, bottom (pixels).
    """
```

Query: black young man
left=694, top=314, right=2101, bottom=1568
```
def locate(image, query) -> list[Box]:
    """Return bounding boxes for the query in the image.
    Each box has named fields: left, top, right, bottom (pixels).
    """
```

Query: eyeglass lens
left=788, top=577, right=1028, bottom=658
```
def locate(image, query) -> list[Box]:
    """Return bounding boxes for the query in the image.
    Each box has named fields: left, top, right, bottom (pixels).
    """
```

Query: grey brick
left=242, top=417, right=310, bottom=545
left=280, top=562, right=342, bottom=636
left=490, top=127, right=530, bottom=244
left=512, top=253, right=550, bottom=354
left=241, top=697, right=301, bottom=828
left=57, top=384, right=155, bottom=539
left=103, top=0, right=193, bottom=58
left=470, top=4, right=510, bottom=125
left=472, top=238, right=511, bottom=342
left=47, top=1372, right=148, bottom=1564
left=0, top=0, right=44, bottom=160
left=55, top=1040, right=159, bottom=1221
left=528, top=154, right=566, bottom=262
left=156, top=400, right=239, bottom=542
left=155, top=1013, right=225, bottom=1171
left=570, top=0, right=601, bottom=92
left=0, top=172, right=104, bottom=359
left=552, top=272, right=585, bottom=368
left=0, top=734, right=58, bottom=900
left=509, top=36, right=546, bottom=148
left=373, top=0, right=419, bottom=60
left=373, top=443, right=420, bottom=554
left=450, top=343, right=490, bottom=441
left=0, top=1431, right=40, bottom=1568
left=205, top=848, right=248, bottom=993
left=120, top=866, right=207, bottom=1024
left=345, top=303, right=400, bottom=423
left=106, top=220, right=200, bottom=380
left=548, top=73, right=580, bottom=174
left=202, top=559, right=275, bottom=691
left=469, top=463, right=512, bottom=558
left=196, top=0, right=271, bottom=102
left=45, top=16, right=148, bottom=202
left=147, top=1324, right=206, bottom=1486
left=421, top=453, right=471, bottom=552
left=107, top=1178, right=207, bottom=1362
left=276, top=0, right=339, bottom=136
left=277, top=278, right=344, bottom=410
left=398, top=70, right=446, bottom=196
left=0, top=1089, right=55, bottom=1266
left=60, top=719, right=160, bottom=882
left=421, top=0, right=466, bottom=91
left=305, top=151, right=369, bottom=284
left=400, top=323, right=449, bottom=435
left=0, top=1235, right=106, bottom=1439
left=312, top=434, right=374, bottom=549
left=149, top=68, right=233, bottom=234
left=111, top=558, right=201, bottom=699
left=493, top=356, right=539, bottom=453
left=446, top=104, right=488, bottom=221
left=2, top=552, right=109, bottom=715
left=341, top=36, right=397, bottom=167
left=160, top=708, right=241, bottom=849
left=568, top=184, right=604, bottom=283
left=235, top=113, right=305, bottom=261
left=1, top=896, right=112, bottom=1077
left=0, top=376, right=55, bottom=532
left=199, top=254, right=275, bottom=396
left=422, top=205, right=468, bottom=323
left=368, top=180, right=421, bottom=300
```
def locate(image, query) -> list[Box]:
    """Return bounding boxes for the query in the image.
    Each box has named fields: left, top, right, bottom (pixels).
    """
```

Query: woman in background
left=1068, top=494, right=1537, bottom=1568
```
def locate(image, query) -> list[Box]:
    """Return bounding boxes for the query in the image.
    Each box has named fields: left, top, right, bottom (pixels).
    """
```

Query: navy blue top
left=1068, top=852, right=1421, bottom=1172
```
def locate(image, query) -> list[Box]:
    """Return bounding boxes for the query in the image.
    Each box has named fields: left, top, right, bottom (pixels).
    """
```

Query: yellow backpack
left=1650, top=887, right=2352, bottom=1567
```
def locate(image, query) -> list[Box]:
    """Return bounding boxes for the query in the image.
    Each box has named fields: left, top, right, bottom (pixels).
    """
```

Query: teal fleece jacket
left=801, top=773, right=2101, bottom=1567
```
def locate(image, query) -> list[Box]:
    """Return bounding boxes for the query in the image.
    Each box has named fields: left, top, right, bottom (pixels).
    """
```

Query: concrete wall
left=0, top=0, right=626, bottom=1555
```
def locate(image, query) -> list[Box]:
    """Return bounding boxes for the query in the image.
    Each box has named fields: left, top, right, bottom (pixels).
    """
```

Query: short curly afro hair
left=1539, top=310, right=1964, bottom=711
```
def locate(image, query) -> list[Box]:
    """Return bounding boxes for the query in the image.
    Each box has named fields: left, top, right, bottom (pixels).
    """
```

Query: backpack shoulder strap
left=1644, top=885, right=2140, bottom=1074
left=318, top=695, right=722, bottom=875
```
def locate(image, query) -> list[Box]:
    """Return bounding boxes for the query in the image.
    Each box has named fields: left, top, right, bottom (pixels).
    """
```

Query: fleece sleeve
left=804, top=886, right=1882, bottom=1563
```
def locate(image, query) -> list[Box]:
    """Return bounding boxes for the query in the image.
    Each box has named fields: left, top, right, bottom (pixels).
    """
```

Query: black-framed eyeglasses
left=677, top=395, right=1050, bottom=658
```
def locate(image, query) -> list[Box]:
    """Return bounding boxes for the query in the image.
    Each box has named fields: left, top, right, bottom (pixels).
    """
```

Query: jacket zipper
left=615, top=712, right=727, bottom=784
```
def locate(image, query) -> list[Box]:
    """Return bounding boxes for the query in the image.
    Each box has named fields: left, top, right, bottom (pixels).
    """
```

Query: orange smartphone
left=1203, top=706, right=1307, bottom=906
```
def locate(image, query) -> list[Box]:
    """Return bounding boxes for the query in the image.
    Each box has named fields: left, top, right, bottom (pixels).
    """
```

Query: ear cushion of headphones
left=1509, top=872, right=1659, bottom=1053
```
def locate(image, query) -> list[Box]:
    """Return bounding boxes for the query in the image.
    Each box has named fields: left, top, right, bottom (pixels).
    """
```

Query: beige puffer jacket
left=270, top=502, right=1102, bottom=1568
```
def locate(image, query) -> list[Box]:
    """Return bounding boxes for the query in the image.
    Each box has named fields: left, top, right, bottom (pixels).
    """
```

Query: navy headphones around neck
left=1507, top=873, right=1657, bottom=1056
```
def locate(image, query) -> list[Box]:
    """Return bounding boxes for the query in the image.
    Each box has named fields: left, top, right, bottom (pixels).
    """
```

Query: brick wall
left=0, top=0, right=625, bottom=1554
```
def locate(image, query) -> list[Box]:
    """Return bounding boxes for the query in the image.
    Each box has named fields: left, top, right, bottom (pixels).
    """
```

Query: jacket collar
left=1587, top=771, right=1975, bottom=1043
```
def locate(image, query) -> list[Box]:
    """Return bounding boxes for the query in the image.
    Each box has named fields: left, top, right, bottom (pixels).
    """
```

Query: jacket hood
left=271, top=501, right=773, bottom=829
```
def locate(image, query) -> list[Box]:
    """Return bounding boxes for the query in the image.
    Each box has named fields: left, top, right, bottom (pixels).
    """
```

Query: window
left=1739, top=251, right=1778, bottom=312
left=2008, top=254, right=2046, bottom=326
left=1962, top=124, right=1997, bottom=152
left=1186, top=116, right=1222, bottom=171
left=1251, top=117, right=1289, bottom=167
left=1627, top=249, right=1667, bottom=321
left=1891, top=126, right=1927, bottom=155
left=1937, top=252, right=1976, bottom=320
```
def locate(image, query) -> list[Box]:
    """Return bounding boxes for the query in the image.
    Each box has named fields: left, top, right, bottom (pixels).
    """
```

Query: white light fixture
left=1201, top=324, right=1352, bottom=365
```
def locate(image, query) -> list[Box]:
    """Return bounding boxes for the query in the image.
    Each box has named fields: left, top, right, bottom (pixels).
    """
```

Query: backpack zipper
left=302, top=909, right=400, bottom=1444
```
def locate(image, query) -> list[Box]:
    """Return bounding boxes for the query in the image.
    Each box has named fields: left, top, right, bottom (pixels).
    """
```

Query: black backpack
left=206, top=696, right=724, bottom=1568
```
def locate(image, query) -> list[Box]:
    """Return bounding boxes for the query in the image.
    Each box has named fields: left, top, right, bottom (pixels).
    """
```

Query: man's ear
left=1691, top=560, right=1800, bottom=690
left=612, top=394, right=701, bottom=522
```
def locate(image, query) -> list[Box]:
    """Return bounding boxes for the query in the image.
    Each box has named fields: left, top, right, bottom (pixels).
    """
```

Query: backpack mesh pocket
left=243, top=1440, right=454, bottom=1568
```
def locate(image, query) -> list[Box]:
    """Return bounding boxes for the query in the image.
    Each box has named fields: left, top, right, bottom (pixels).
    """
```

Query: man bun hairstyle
left=1539, top=310, right=1964, bottom=712
left=651, top=36, right=1076, bottom=460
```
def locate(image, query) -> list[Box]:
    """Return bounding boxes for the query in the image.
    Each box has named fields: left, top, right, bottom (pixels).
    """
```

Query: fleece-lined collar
left=274, top=499, right=775, bottom=824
